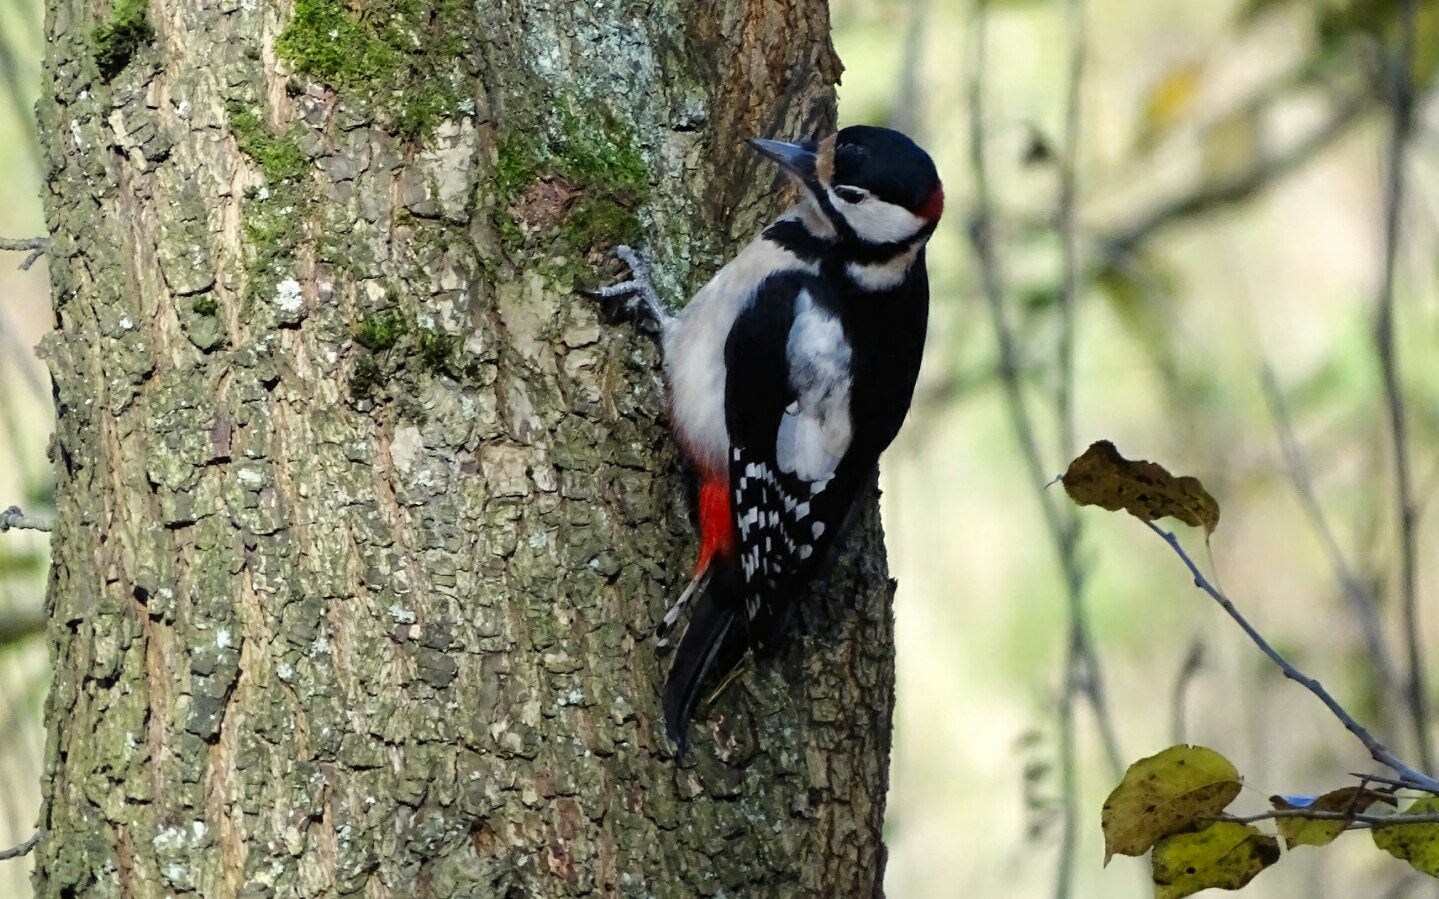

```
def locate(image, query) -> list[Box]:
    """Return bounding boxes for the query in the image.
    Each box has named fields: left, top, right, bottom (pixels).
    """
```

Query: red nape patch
left=916, top=181, right=945, bottom=222
left=694, top=479, right=735, bottom=576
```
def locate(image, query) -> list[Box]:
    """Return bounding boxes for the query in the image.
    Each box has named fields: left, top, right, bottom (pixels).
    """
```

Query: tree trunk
left=33, top=0, right=896, bottom=895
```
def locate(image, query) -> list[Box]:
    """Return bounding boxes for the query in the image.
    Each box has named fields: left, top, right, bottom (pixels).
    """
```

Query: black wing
left=723, top=271, right=867, bottom=653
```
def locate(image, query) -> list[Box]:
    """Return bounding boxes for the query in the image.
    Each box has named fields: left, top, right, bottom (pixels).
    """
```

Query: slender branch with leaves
left=1062, top=439, right=1439, bottom=894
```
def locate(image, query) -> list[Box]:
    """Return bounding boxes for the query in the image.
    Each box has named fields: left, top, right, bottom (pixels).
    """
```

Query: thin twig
left=966, top=4, right=1121, bottom=779
left=0, top=507, right=52, bottom=533
left=0, top=607, right=45, bottom=647
left=1170, top=636, right=1205, bottom=745
left=1056, top=0, right=1083, bottom=464
left=1350, top=771, right=1428, bottom=790
left=1053, top=2, right=1093, bottom=897
left=1145, top=521, right=1439, bottom=793
left=967, top=5, right=1118, bottom=898
left=1376, top=872, right=1423, bottom=899
left=0, top=830, right=39, bottom=861
left=1225, top=810, right=1439, bottom=828
left=1259, top=365, right=1403, bottom=707
left=0, top=236, right=47, bottom=272
left=1095, top=94, right=1366, bottom=265
left=888, top=0, right=929, bottom=139
left=1373, top=0, right=1429, bottom=773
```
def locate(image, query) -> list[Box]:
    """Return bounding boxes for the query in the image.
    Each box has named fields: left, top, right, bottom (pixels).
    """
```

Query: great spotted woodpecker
left=598, top=125, right=943, bottom=753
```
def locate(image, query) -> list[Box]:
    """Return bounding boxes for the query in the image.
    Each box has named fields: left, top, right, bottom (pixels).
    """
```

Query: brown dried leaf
left=1270, top=787, right=1397, bottom=849
left=1062, top=440, right=1220, bottom=534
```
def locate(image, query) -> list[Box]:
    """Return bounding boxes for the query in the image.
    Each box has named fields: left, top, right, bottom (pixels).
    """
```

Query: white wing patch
left=775, top=290, right=852, bottom=483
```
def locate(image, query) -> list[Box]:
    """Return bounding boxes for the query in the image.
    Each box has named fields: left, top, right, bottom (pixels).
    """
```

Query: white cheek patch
left=828, top=190, right=927, bottom=244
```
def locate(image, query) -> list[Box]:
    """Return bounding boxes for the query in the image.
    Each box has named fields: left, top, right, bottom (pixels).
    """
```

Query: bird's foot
left=587, top=245, right=673, bottom=335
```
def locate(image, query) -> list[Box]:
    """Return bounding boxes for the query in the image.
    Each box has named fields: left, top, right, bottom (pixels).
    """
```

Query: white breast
left=663, top=234, right=816, bottom=478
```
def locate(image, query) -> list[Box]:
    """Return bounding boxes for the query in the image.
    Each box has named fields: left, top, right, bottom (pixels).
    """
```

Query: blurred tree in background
left=2, top=0, right=1438, bottom=896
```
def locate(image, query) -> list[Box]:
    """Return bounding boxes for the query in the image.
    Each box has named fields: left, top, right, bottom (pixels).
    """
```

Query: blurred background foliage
left=836, top=0, right=1439, bottom=895
left=1, top=0, right=1438, bottom=896
left=0, top=0, right=49, bottom=888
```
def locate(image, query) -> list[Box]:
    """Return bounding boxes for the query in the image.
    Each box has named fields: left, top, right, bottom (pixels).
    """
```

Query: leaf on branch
left=1138, top=61, right=1203, bottom=150
left=1270, top=787, right=1397, bottom=849
left=1062, top=441, right=1221, bottom=534
left=1102, top=744, right=1243, bottom=863
left=1151, top=821, right=1280, bottom=899
left=1373, top=796, right=1439, bottom=877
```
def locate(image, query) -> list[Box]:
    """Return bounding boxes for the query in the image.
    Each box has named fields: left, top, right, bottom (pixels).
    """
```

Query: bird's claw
left=586, top=245, right=673, bottom=334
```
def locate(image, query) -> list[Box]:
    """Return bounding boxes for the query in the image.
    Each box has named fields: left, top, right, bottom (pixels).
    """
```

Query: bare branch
left=1053, top=2, right=1096, bottom=897
left=0, top=236, right=47, bottom=271
left=0, top=506, right=52, bottom=533
left=887, top=0, right=929, bottom=140
left=0, top=830, right=39, bottom=862
left=1170, top=636, right=1205, bottom=745
left=1145, top=522, right=1439, bottom=794
left=967, top=5, right=1118, bottom=898
left=1095, top=94, right=1367, bottom=265
left=1224, top=809, right=1439, bottom=828
left=0, top=606, right=45, bottom=647
left=1259, top=365, right=1403, bottom=707
left=1373, top=0, right=1429, bottom=772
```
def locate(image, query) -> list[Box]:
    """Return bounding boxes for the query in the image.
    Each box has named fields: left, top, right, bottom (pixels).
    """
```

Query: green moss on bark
left=228, top=104, right=310, bottom=183
left=495, top=131, right=542, bottom=203
left=354, top=310, right=408, bottom=351
left=416, top=327, right=457, bottom=373
left=274, top=0, right=472, bottom=139
left=92, top=0, right=153, bottom=80
left=273, top=0, right=396, bottom=88
left=553, top=106, right=647, bottom=197
left=560, top=195, right=642, bottom=253
left=493, top=103, right=650, bottom=255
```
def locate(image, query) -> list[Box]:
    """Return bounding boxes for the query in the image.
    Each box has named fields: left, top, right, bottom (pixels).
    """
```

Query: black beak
left=747, top=137, right=818, bottom=181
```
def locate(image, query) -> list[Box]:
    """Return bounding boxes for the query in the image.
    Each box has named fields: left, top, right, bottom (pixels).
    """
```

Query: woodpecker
left=598, top=125, right=943, bottom=753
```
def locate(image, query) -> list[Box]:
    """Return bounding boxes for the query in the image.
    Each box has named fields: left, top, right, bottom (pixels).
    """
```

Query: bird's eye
left=833, top=185, right=867, bottom=204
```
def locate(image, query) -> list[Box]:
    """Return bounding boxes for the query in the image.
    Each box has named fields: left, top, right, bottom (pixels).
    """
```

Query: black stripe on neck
left=762, top=219, right=832, bottom=263
left=842, top=221, right=937, bottom=264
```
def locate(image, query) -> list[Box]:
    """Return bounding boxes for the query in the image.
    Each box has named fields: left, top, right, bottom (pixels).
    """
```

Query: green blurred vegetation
left=0, top=0, right=52, bottom=888
left=2, top=0, right=1439, bottom=895
left=832, top=0, right=1439, bottom=896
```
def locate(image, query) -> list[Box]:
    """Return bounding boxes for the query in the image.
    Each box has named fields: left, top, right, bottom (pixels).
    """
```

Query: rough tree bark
left=33, top=0, right=897, bottom=895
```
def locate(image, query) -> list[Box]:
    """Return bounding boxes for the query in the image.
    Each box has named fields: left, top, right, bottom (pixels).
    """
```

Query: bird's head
left=749, top=125, right=943, bottom=249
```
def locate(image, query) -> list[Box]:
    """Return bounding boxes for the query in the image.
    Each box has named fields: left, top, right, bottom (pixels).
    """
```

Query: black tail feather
left=662, top=568, right=746, bottom=755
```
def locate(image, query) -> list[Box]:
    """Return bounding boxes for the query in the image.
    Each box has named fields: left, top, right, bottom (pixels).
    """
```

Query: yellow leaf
left=1152, top=821, right=1280, bottom=899
left=1102, top=745, right=1243, bottom=863
left=1271, top=787, right=1397, bottom=849
left=1373, top=796, right=1439, bottom=877
left=1063, top=441, right=1221, bottom=534
left=1138, top=62, right=1202, bottom=149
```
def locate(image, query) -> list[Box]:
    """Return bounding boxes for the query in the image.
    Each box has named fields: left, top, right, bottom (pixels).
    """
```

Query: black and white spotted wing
left=723, top=272, right=864, bottom=653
